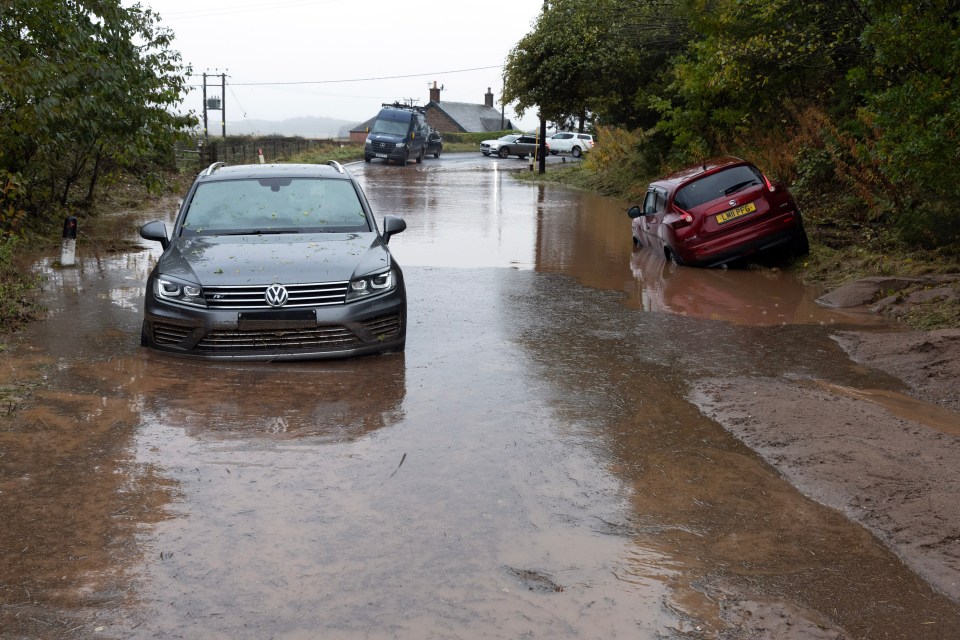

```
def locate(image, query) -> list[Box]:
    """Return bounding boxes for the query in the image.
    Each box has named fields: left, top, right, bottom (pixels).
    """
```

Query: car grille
left=370, top=140, right=396, bottom=152
left=198, top=325, right=360, bottom=350
left=151, top=313, right=403, bottom=352
left=203, top=281, right=349, bottom=310
left=152, top=322, right=193, bottom=345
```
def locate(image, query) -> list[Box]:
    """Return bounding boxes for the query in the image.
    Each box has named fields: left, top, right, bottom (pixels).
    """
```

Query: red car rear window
left=674, top=165, right=764, bottom=210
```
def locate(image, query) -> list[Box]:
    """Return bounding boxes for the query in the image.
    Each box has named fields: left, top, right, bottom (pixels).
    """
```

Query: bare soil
left=689, top=276, right=960, bottom=605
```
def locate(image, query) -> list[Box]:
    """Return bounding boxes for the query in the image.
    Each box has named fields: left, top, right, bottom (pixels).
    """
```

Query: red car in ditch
left=627, top=156, right=808, bottom=267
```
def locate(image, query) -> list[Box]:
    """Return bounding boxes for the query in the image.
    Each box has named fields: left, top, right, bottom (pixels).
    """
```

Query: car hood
left=157, top=232, right=393, bottom=285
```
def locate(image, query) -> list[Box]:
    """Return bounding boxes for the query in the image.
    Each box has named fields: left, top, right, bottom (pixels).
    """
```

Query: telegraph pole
left=220, top=72, right=226, bottom=138
left=538, top=0, right=549, bottom=173
left=201, top=71, right=227, bottom=141
left=202, top=72, right=208, bottom=143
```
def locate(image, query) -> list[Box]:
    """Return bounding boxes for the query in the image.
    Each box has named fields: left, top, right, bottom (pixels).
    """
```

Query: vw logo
left=729, top=199, right=738, bottom=207
left=265, top=284, right=289, bottom=308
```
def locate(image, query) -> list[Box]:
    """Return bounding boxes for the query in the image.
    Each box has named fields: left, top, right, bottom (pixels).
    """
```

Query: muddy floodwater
left=2, top=154, right=959, bottom=639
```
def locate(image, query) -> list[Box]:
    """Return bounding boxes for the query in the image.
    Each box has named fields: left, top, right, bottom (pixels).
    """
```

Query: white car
left=548, top=132, right=594, bottom=157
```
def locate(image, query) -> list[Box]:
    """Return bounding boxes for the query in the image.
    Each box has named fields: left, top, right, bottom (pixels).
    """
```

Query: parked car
left=548, top=132, right=594, bottom=157
left=627, top=156, right=808, bottom=267
left=425, top=130, right=443, bottom=158
left=480, top=134, right=547, bottom=159
left=138, top=161, right=407, bottom=360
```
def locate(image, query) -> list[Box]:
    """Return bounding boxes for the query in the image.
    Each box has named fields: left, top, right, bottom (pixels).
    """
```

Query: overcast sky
left=127, top=0, right=544, bottom=131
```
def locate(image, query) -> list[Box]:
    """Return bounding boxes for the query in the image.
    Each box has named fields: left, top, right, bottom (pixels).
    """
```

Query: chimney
left=429, top=81, right=441, bottom=103
left=484, top=87, right=494, bottom=108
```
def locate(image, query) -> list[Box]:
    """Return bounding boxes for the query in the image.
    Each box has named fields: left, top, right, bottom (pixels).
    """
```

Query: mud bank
left=689, top=277, right=960, bottom=605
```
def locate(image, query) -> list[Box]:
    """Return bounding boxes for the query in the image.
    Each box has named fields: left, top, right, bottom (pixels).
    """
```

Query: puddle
left=2, top=158, right=956, bottom=638
left=359, top=162, right=881, bottom=328
left=813, top=380, right=960, bottom=436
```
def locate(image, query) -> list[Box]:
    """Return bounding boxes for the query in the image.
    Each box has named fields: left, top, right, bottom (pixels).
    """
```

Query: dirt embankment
left=690, top=275, right=960, bottom=603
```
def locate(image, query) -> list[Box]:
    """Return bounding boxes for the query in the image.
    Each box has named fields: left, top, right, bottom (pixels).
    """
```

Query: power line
left=184, top=65, right=502, bottom=87
left=154, top=0, right=349, bottom=20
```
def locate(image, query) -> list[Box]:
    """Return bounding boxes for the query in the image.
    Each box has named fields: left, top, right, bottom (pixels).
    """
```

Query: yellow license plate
left=716, top=201, right=757, bottom=224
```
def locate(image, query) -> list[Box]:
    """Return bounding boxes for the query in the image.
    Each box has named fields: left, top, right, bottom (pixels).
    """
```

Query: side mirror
left=381, top=215, right=406, bottom=244
left=140, top=220, right=169, bottom=250
left=627, top=206, right=644, bottom=219
left=366, top=126, right=370, bottom=133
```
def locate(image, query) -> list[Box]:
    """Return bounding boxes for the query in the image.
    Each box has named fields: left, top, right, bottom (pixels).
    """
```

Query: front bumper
left=365, top=139, right=408, bottom=162
left=142, top=284, right=406, bottom=361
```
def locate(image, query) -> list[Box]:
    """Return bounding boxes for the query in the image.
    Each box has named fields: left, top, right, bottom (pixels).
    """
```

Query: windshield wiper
left=214, top=229, right=300, bottom=236
left=723, top=180, right=758, bottom=196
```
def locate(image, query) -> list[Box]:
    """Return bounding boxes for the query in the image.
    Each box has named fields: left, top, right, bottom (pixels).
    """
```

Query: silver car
left=480, top=134, right=545, bottom=159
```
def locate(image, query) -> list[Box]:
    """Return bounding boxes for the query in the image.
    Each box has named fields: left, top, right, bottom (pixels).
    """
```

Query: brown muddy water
left=1, top=154, right=958, bottom=639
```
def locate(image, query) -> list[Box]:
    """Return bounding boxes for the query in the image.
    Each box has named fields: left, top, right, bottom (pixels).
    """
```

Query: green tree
left=653, top=0, right=867, bottom=160
left=848, top=0, right=960, bottom=246
left=0, top=0, right=193, bottom=230
left=502, top=0, right=691, bottom=131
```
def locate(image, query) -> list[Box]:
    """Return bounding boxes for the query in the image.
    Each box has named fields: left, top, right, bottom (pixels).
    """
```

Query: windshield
left=180, top=177, right=370, bottom=235
left=370, top=118, right=409, bottom=136
left=499, top=135, right=520, bottom=142
left=674, top=165, right=764, bottom=210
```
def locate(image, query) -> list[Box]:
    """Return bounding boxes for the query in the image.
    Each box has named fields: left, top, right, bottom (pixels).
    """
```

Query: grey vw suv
left=139, top=161, right=407, bottom=360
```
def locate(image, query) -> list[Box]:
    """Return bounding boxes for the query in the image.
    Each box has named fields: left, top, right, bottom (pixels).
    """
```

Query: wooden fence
left=175, top=137, right=348, bottom=169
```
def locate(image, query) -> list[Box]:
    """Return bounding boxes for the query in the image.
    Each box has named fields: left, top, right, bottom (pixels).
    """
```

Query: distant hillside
left=217, top=116, right=359, bottom=139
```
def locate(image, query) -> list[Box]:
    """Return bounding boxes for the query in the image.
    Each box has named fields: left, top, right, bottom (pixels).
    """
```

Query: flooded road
left=2, top=154, right=958, bottom=639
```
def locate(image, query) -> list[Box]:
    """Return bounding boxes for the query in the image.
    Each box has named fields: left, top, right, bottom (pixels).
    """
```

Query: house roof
left=428, top=101, right=512, bottom=132
left=349, top=116, right=376, bottom=133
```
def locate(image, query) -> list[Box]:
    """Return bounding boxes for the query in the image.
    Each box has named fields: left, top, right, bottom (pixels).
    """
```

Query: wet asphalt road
left=1, top=153, right=959, bottom=639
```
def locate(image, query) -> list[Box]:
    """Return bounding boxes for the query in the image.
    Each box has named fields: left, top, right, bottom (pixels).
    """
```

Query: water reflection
left=626, top=247, right=882, bottom=326
left=359, top=158, right=875, bottom=329
left=357, top=161, right=539, bottom=269
left=132, top=353, right=406, bottom=443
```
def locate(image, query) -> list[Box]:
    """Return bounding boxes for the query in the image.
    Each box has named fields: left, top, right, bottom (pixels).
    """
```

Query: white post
left=60, top=216, right=77, bottom=267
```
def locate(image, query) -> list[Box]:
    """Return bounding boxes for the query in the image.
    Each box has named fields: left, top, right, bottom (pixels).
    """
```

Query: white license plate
left=376, top=153, right=388, bottom=159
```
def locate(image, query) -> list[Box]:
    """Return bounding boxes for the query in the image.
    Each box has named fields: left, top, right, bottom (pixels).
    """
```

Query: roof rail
left=327, top=160, right=345, bottom=174
left=201, top=161, right=226, bottom=176
left=381, top=102, right=427, bottom=114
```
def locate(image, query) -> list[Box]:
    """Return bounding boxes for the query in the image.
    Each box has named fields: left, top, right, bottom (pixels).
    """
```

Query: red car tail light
left=668, top=205, right=695, bottom=229
left=763, top=173, right=777, bottom=192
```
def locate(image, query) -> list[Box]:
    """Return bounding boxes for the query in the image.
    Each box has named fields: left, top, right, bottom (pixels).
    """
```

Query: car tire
left=572, top=146, right=582, bottom=158
left=417, top=148, right=425, bottom=163
left=550, top=150, right=558, bottom=155
left=667, top=248, right=685, bottom=266
left=380, top=341, right=406, bottom=355
left=791, top=224, right=810, bottom=256
left=498, top=147, right=509, bottom=159
left=434, top=148, right=441, bottom=158
left=364, top=156, right=371, bottom=163
left=399, top=150, right=408, bottom=166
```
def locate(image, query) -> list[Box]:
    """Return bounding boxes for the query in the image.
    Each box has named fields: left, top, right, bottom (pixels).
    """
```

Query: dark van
left=364, top=104, right=429, bottom=166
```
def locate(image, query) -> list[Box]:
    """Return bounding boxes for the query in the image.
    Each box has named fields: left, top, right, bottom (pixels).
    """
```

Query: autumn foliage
left=505, top=0, right=960, bottom=249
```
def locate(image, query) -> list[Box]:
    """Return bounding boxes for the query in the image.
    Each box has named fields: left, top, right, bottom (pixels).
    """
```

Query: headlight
left=155, top=275, right=206, bottom=307
left=395, top=141, right=407, bottom=149
left=364, top=138, right=372, bottom=146
left=346, top=269, right=395, bottom=301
